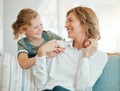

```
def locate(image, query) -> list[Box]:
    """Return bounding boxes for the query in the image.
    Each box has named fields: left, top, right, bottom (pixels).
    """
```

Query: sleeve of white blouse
left=75, top=51, right=108, bottom=91
left=31, top=55, right=48, bottom=88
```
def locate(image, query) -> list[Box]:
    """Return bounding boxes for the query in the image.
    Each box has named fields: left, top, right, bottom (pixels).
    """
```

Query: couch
left=0, top=51, right=120, bottom=91
left=93, top=54, right=120, bottom=91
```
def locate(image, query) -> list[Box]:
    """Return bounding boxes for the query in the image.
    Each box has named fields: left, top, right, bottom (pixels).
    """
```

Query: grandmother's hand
left=83, top=38, right=98, bottom=58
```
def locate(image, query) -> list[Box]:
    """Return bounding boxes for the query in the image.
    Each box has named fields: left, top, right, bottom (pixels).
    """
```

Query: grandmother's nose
left=65, top=21, right=69, bottom=28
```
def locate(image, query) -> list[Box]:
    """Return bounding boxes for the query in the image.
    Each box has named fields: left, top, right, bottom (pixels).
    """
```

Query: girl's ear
left=19, top=26, right=26, bottom=34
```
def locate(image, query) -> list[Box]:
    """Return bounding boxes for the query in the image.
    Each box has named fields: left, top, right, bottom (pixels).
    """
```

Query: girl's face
left=65, top=12, right=86, bottom=40
left=24, top=15, right=43, bottom=39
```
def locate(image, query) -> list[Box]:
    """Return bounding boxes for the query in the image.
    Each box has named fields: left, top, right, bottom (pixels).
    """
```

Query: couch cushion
left=93, top=55, right=120, bottom=91
left=0, top=51, right=22, bottom=91
left=0, top=51, right=35, bottom=91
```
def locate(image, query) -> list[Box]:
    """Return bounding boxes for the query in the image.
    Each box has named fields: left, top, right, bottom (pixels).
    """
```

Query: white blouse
left=32, top=40, right=108, bottom=91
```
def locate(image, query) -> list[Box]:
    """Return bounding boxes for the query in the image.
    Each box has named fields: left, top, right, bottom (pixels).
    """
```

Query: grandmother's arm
left=75, top=51, right=108, bottom=91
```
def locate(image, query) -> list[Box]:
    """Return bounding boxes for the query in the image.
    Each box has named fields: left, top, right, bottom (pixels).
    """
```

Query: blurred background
left=0, top=0, right=120, bottom=55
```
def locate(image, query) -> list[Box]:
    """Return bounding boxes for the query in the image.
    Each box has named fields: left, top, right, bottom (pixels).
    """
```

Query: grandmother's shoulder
left=94, top=50, right=108, bottom=59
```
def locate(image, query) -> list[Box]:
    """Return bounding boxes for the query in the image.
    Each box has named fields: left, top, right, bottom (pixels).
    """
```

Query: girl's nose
left=39, top=24, right=43, bottom=30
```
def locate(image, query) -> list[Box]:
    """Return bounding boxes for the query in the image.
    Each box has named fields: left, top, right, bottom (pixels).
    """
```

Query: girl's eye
left=33, top=24, right=42, bottom=29
left=40, top=24, right=43, bottom=26
left=34, top=26, right=38, bottom=29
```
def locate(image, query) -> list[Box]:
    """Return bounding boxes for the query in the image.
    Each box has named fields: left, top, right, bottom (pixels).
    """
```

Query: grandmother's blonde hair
left=67, top=6, right=101, bottom=40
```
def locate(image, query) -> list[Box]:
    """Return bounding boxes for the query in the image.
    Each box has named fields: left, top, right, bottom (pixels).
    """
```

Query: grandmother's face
left=65, top=12, right=86, bottom=40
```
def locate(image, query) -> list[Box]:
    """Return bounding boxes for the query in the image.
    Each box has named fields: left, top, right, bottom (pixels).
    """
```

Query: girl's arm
left=18, top=53, right=36, bottom=69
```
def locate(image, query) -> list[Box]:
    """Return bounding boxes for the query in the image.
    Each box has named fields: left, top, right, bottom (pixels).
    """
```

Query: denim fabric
left=44, top=86, right=70, bottom=91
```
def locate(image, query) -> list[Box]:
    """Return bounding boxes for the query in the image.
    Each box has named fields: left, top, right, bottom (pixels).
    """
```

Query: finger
left=84, top=41, right=90, bottom=48
left=54, top=47, right=65, bottom=53
left=55, top=44, right=64, bottom=50
left=88, top=39, right=97, bottom=46
left=57, top=47, right=65, bottom=52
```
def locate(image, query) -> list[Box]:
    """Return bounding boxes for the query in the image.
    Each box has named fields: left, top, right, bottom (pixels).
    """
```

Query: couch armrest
left=93, top=55, right=120, bottom=91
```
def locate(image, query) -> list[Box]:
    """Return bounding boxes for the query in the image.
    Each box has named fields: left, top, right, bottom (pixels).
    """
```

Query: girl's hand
left=46, top=47, right=65, bottom=58
left=38, top=40, right=65, bottom=57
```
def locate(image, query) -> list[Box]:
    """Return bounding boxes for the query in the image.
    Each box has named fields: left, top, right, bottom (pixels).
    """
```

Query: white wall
left=3, top=0, right=120, bottom=54
left=3, top=0, right=43, bottom=54
left=0, top=0, right=3, bottom=50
